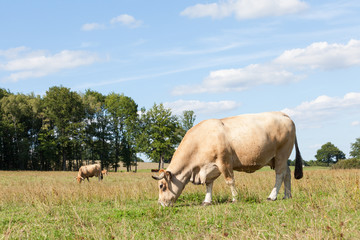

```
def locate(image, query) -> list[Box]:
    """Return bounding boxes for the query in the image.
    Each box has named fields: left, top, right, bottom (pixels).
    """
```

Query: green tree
left=315, top=142, right=346, bottom=166
left=180, top=110, right=196, bottom=133
left=138, top=103, right=182, bottom=169
left=350, top=138, right=360, bottom=159
left=25, top=93, right=44, bottom=170
left=43, top=86, right=85, bottom=170
left=0, top=89, right=12, bottom=169
left=105, top=93, right=138, bottom=172
left=82, top=90, right=109, bottom=168
left=0, top=93, right=36, bottom=169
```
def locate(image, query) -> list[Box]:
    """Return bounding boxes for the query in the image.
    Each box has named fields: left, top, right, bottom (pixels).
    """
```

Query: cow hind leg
left=267, top=171, right=285, bottom=201
left=268, top=166, right=292, bottom=200
left=268, top=140, right=294, bottom=201
left=283, top=165, right=292, bottom=199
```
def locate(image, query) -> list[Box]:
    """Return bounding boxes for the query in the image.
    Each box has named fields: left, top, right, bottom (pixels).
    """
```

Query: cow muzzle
left=158, top=200, right=173, bottom=207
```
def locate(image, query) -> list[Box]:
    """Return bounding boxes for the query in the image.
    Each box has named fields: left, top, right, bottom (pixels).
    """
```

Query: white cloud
left=172, top=63, right=303, bottom=95
left=0, top=48, right=99, bottom=82
left=173, top=39, right=360, bottom=95
left=351, top=121, right=360, bottom=126
left=81, top=14, right=142, bottom=31
left=274, top=39, right=360, bottom=70
left=110, top=14, right=142, bottom=28
left=181, top=0, right=308, bottom=20
left=282, top=92, right=360, bottom=124
left=163, top=99, right=240, bottom=115
left=81, top=23, right=105, bottom=31
left=309, top=144, right=322, bottom=149
left=0, top=46, right=29, bottom=59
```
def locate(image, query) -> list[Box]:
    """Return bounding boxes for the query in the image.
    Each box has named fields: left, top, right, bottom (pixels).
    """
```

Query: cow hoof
left=202, top=202, right=212, bottom=206
left=267, top=197, right=277, bottom=201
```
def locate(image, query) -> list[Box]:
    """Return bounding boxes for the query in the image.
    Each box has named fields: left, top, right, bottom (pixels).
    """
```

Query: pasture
left=1, top=166, right=359, bottom=239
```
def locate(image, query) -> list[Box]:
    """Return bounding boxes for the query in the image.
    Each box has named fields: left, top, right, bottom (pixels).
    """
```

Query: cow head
left=152, top=169, right=179, bottom=207
left=76, top=176, right=84, bottom=183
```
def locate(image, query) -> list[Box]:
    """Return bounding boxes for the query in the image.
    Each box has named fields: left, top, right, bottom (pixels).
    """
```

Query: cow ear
left=165, top=171, right=172, bottom=180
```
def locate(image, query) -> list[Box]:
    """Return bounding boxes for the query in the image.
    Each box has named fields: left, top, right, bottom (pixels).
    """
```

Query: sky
left=1, top=0, right=360, bottom=161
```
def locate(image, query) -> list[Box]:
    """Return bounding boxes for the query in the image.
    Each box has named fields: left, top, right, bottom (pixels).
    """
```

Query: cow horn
left=152, top=171, right=165, bottom=180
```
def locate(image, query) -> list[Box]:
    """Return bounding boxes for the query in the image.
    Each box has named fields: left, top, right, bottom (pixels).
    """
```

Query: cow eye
left=159, top=183, right=166, bottom=191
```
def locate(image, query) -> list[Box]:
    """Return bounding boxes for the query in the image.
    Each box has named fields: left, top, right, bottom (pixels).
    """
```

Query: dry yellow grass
left=1, top=167, right=360, bottom=239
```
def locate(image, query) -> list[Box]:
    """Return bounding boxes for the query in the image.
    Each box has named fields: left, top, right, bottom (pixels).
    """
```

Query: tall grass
left=1, top=168, right=359, bottom=239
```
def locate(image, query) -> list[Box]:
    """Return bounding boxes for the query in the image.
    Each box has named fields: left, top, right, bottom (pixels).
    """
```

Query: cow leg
left=223, top=172, right=238, bottom=202
left=268, top=135, right=295, bottom=201
left=87, top=177, right=90, bottom=182
left=267, top=171, right=285, bottom=201
left=283, top=165, right=292, bottom=199
left=220, top=166, right=238, bottom=202
left=202, top=182, right=213, bottom=206
left=227, top=178, right=238, bottom=202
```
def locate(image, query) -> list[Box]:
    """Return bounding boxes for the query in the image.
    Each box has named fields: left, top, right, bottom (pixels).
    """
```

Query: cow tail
left=294, top=136, right=303, bottom=180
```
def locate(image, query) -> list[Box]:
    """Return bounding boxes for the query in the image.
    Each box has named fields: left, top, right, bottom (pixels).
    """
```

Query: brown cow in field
left=76, top=164, right=103, bottom=183
left=152, top=112, right=303, bottom=206
left=101, top=169, right=108, bottom=176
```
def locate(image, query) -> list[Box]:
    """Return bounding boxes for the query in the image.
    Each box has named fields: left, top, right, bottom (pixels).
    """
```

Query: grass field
left=1, top=165, right=359, bottom=239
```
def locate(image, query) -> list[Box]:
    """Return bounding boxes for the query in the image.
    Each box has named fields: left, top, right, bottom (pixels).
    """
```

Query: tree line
left=288, top=139, right=360, bottom=167
left=0, top=86, right=196, bottom=171
left=311, top=140, right=360, bottom=166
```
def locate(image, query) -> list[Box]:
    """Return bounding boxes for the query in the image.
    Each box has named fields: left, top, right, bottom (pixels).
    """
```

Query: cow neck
left=167, top=164, right=192, bottom=186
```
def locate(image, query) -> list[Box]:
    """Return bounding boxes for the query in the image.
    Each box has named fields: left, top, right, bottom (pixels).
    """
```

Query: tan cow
left=152, top=112, right=303, bottom=206
left=76, top=164, right=103, bottom=183
left=101, top=169, right=108, bottom=176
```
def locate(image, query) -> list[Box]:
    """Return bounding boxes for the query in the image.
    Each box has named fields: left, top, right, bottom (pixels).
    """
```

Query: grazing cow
left=101, top=169, right=108, bottom=176
left=76, top=164, right=103, bottom=183
left=152, top=112, right=303, bottom=206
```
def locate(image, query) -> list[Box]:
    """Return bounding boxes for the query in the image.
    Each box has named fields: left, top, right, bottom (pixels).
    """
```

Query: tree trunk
left=159, top=154, right=164, bottom=169
left=62, top=149, right=66, bottom=171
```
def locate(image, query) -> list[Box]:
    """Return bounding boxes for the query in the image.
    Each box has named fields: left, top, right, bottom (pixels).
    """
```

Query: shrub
left=331, top=158, right=360, bottom=169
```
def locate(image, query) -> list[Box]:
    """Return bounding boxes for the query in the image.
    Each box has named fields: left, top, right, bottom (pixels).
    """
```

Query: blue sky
left=1, top=0, right=360, bottom=161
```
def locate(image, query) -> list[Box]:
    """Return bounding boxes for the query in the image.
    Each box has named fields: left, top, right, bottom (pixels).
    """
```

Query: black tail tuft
left=294, top=136, right=303, bottom=180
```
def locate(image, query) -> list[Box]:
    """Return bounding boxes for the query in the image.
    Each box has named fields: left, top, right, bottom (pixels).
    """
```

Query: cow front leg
left=267, top=172, right=285, bottom=201
left=226, top=177, right=238, bottom=202
left=202, top=182, right=213, bottom=206
left=220, top=167, right=238, bottom=202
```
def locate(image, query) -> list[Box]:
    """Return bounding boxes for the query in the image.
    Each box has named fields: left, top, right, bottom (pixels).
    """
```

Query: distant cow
left=101, top=169, right=108, bottom=176
left=152, top=112, right=303, bottom=206
left=76, top=164, right=103, bottom=183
